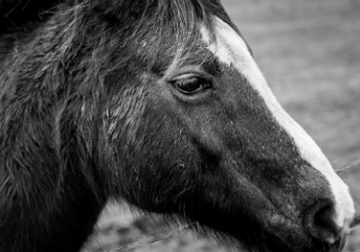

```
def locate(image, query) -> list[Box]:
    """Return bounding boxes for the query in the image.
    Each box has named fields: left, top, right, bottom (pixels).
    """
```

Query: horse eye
left=172, top=75, right=209, bottom=95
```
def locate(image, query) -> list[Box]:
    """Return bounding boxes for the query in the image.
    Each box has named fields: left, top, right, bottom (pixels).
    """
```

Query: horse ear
left=0, top=0, right=67, bottom=33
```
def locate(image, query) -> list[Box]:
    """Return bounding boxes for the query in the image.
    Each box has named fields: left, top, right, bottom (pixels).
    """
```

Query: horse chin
left=232, top=211, right=350, bottom=252
left=210, top=214, right=345, bottom=252
left=228, top=214, right=306, bottom=252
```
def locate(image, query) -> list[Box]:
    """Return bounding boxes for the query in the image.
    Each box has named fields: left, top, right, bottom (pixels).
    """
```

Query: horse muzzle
left=235, top=168, right=357, bottom=252
left=302, top=198, right=357, bottom=252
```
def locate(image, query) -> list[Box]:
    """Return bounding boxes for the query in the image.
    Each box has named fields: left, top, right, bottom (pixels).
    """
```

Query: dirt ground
left=83, top=0, right=360, bottom=251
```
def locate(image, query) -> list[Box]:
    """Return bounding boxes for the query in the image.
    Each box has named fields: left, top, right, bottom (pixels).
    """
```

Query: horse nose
left=303, top=199, right=344, bottom=246
left=350, top=213, right=360, bottom=229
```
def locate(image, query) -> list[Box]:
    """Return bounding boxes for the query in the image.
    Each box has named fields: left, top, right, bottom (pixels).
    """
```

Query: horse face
left=105, top=15, right=356, bottom=252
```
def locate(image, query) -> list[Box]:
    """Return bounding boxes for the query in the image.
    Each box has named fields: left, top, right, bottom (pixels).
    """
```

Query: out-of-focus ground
left=83, top=0, right=360, bottom=251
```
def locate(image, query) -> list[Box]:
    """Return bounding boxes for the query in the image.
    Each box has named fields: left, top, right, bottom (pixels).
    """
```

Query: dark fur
left=0, top=1, right=220, bottom=251
left=0, top=1, right=348, bottom=252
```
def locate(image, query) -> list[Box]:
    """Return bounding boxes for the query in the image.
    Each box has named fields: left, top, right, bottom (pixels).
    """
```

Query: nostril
left=350, top=213, right=360, bottom=229
left=304, top=199, right=341, bottom=245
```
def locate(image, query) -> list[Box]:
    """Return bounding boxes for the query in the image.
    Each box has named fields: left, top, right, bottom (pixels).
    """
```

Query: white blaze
left=201, top=17, right=355, bottom=227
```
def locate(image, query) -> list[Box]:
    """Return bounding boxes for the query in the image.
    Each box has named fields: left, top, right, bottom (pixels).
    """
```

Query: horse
left=0, top=0, right=358, bottom=251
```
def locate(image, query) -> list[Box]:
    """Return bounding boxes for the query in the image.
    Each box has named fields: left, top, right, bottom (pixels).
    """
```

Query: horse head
left=102, top=2, right=358, bottom=251
left=0, top=0, right=358, bottom=251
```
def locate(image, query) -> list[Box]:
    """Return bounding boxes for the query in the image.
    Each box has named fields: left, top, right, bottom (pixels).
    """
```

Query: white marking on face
left=201, top=17, right=355, bottom=227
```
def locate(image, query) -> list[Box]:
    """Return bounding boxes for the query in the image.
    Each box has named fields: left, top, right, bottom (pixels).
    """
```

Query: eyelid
left=165, top=65, right=204, bottom=80
left=167, top=72, right=214, bottom=102
left=167, top=71, right=211, bottom=85
left=172, top=73, right=199, bottom=80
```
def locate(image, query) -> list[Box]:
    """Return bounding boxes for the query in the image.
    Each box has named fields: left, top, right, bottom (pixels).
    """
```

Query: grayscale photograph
left=0, top=0, right=359, bottom=252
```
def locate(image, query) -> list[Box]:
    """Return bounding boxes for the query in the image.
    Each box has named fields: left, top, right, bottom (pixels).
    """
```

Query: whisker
left=107, top=223, right=193, bottom=252
left=330, top=159, right=342, bottom=165
left=335, top=159, right=360, bottom=174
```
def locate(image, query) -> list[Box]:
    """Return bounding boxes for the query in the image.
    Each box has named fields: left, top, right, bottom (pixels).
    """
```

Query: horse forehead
left=201, top=20, right=247, bottom=66
left=200, top=17, right=355, bottom=227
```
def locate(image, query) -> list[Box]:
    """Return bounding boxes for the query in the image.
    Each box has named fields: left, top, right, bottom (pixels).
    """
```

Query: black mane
left=0, top=0, right=67, bottom=33
left=0, top=1, right=225, bottom=251
left=0, top=0, right=219, bottom=35
left=0, top=0, right=232, bottom=71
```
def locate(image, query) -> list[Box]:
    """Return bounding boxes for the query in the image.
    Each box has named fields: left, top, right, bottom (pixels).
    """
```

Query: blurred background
left=83, top=0, right=360, bottom=251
